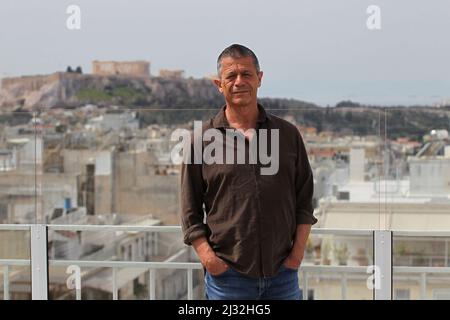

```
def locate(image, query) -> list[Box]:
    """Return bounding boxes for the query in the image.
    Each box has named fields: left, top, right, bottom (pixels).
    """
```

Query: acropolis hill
left=0, top=60, right=221, bottom=110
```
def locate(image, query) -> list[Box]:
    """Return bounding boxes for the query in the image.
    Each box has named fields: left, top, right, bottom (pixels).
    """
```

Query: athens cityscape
left=1, top=1, right=450, bottom=303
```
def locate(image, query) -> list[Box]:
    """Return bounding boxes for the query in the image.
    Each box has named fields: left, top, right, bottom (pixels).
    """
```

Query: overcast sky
left=1, top=0, right=449, bottom=106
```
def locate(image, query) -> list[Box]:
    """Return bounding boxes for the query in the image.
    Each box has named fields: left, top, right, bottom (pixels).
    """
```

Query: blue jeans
left=205, top=265, right=302, bottom=300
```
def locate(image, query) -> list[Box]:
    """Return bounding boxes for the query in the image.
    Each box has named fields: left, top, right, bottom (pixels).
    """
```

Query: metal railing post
left=302, top=270, right=308, bottom=300
left=112, top=267, right=118, bottom=300
left=31, top=224, right=48, bottom=300
left=149, top=269, right=156, bottom=300
left=374, top=230, right=392, bottom=300
left=187, top=268, right=193, bottom=300
left=420, top=273, right=427, bottom=300
left=3, top=265, right=10, bottom=300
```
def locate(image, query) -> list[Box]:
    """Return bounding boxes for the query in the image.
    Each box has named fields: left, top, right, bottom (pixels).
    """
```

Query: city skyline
left=1, top=0, right=449, bottom=106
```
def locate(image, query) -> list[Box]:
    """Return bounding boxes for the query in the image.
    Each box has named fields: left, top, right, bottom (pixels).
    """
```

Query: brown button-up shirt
left=180, top=103, right=317, bottom=278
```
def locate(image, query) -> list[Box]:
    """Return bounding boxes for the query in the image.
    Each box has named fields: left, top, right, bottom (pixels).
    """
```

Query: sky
left=0, top=0, right=449, bottom=106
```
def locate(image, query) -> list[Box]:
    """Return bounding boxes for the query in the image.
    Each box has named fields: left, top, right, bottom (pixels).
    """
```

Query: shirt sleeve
left=295, top=129, right=318, bottom=225
left=180, top=136, right=208, bottom=245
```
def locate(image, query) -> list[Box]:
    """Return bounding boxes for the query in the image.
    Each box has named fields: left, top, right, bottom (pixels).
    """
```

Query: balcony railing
left=2, top=225, right=450, bottom=300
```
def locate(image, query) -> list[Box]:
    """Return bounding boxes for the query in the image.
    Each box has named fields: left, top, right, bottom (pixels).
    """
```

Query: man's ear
left=213, top=78, right=223, bottom=93
left=257, top=71, right=263, bottom=87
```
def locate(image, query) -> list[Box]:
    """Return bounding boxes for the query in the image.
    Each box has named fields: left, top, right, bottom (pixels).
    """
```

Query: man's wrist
left=289, top=248, right=305, bottom=263
left=192, top=237, right=216, bottom=265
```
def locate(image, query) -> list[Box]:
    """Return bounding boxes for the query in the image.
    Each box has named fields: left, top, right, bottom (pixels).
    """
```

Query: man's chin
left=231, top=98, right=252, bottom=107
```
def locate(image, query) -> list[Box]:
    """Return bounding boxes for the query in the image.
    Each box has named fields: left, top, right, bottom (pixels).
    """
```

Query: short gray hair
left=217, top=44, right=260, bottom=77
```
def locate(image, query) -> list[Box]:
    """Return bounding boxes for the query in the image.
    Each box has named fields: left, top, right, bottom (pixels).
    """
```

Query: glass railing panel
left=393, top=233, right=450, bottom=300
left=0, top=229, right=32, bottom=300
left=302, top=231, right=374, bottom=300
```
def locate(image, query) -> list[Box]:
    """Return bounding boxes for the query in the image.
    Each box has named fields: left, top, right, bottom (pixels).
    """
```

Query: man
left=180, top=44, right=317, bottom=300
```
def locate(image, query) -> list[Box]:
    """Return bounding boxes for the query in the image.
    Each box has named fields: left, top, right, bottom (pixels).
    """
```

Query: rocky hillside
left=1, top=72, right=448, bottom=141
left=0, top=72, right=225, bottom=110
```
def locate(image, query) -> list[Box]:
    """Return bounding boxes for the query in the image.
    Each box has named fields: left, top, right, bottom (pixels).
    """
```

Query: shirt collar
left=212, top=103, right=268, bottom=129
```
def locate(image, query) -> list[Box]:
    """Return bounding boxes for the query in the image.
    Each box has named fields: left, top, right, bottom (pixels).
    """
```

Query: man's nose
left=234, top=74, right=245, bottom=86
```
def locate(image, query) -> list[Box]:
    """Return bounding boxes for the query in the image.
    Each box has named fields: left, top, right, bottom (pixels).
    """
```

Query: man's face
left=214, top=56, right=263, bottom=108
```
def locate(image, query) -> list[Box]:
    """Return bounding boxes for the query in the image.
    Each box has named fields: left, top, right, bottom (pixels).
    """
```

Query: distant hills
left=0, top=72, right=449, bottom=141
